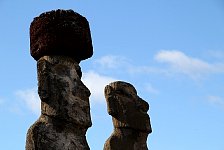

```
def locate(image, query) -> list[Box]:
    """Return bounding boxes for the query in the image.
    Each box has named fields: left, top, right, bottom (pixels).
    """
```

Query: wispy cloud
left=94, top=55, right=166, bottom=75
left=0, top=97, right=4, bottom=106
left=93, top=51, right=224, bottom=81
left=94, top=55, right=128, bottom=69
left=15, top=88, right=40, bottom=115
left=127, top=65, right=168, bottom=75
left=145, top=84, right=159, bottom=94
left=9, top=104, right=24, bottom=116
left=154, top=50, right=224, bottom=79
left=82, top=71, right=117, bottom=103
left=207, top=95, right=224, bottom=107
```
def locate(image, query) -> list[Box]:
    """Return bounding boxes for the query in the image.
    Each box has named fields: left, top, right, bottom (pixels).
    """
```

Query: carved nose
left=137, top=97, right=149, bottom=112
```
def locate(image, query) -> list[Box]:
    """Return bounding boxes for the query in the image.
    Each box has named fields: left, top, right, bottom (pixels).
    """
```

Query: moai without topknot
left=26, top=9, right=93, bottom=150
left=104, top=81, right=152, bottom=150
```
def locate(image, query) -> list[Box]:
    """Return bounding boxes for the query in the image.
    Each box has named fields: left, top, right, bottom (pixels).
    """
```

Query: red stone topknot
left=30, top=9, right=93, bottom=63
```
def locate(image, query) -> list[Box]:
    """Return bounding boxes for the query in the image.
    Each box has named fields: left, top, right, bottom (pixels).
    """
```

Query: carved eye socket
left=115, top=89, right=123, bottom=94
left=54, top=64, right=70, bottom=76
left=115, top=89, right=133, bottom=98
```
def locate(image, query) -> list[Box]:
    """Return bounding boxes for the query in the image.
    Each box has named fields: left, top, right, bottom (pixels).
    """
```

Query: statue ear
left=37, top=59, right=50, bottom=102
left=104, top=85, right=119, bottom=117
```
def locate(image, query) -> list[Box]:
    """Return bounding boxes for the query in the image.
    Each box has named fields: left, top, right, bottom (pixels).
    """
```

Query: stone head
left=37, top=56, right=91, bottom=127
left=104, top=81, right=152, bottom=133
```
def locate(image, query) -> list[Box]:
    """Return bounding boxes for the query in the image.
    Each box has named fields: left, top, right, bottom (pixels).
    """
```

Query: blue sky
left=0, top=0, right=224, bottom=150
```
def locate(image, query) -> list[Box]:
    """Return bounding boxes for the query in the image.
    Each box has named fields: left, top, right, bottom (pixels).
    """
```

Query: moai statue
left=26, top=9, right=93, bottom=150
left=104, top=81, right=152, bottom=150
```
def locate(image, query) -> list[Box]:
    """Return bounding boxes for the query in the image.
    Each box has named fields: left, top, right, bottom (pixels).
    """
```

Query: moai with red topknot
left=26, top=9, right=93, bottom=150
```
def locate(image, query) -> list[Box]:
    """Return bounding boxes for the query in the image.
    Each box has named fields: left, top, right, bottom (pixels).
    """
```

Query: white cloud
left=82, top=71, right=117, bottom=103
left=145, top=84, right=159, bottom=94
left=0, top=97, right=4, bottom=106
left=16, top=88, right=40, bottom=115
left=207, top=95, right=224, bottom=107
left=9, top=104, right=24, bottom=116
left=154, top=50, right=224, bottom=79
left=127, top=65, right=168, bottom=75
left=94, top=55, right=128, bottom=69
left=94, top=55, right=167, bottom=76
left=92, top=52, right=224, bottom=81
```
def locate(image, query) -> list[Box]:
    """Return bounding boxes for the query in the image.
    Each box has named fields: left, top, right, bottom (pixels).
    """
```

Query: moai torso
left=104, top=81, right=152, bottom=150
left=26, top=9, right=93, bottom=150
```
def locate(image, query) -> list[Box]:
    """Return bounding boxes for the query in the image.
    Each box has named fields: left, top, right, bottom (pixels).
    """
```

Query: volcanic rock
left=104, top=81, right=152, bottom=150
left=26, top=56, right=92, bottom=150
left=30, top=9, right=93, bottom=63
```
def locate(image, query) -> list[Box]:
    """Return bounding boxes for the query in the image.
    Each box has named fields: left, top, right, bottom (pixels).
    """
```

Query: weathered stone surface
left=30, top=9, right=93, bottom=62
left=104, top=81, right=152, bottom=150
left=26, top=56, right=92, bottom=150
